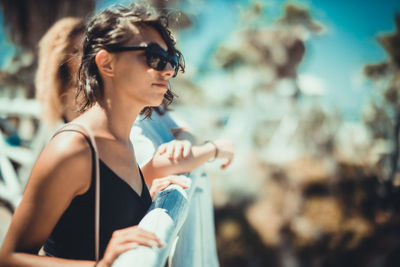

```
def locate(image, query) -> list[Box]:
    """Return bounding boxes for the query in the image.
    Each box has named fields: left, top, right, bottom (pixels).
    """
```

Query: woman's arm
left=141, top=139, right=234, bottom=185
left=0, top=131, right=163, bottom=267
left=0, top=131, right=95, bottom=266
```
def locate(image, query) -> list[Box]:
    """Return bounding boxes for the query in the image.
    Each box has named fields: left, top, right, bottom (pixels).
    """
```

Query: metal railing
left=113, top=169, right=219, bottom=267
left=113, top=171, right=196, bottom=267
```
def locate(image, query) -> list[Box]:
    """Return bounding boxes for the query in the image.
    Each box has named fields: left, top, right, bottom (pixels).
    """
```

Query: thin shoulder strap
left=53, top=123, right=100, bottom=263
left=138, top=165, right=146, bottom=184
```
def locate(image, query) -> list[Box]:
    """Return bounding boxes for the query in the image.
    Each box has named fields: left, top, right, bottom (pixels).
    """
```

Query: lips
left=152, top=82, right=168, bottom=90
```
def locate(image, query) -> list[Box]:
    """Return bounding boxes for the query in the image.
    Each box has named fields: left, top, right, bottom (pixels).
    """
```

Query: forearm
left=0, top=252, right=95, bottom=267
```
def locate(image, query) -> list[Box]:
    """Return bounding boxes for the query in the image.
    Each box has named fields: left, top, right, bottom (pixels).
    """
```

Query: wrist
left=95, top=260, right=108, bottom=267
left=204, top=140, right=218, bottom=162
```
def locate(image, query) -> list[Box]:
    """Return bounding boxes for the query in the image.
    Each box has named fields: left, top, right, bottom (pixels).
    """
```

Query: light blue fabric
left=130, top=112, right=178, bottom=167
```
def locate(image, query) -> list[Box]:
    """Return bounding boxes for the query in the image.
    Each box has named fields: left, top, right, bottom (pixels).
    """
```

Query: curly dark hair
left=77, top=3, right=184, bottom=117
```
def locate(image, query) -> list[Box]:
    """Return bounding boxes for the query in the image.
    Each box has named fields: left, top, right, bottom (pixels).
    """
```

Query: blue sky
left=301, top=0, right=400, bottom=120
left=1, top=0, right=399, bottom=120
left=172, top=0, right=400, bottom=120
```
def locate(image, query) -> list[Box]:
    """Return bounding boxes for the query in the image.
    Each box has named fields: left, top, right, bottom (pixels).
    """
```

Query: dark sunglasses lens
left=146, top=43, right=179, bottom=76
left=146, top=53, right=167, bottom=70
left=169, top=55, right=179, bottom=77
left=168, top=54, right=178, bottom=67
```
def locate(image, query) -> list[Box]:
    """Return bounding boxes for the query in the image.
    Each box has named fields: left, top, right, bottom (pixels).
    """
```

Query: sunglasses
left=107, top=42, right=179, bottom=77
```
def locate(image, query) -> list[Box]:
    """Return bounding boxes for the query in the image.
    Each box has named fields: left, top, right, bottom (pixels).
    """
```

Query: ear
left=95, top=49, right=115, bottom=77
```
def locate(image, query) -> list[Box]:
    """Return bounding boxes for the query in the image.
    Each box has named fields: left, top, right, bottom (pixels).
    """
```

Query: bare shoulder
left=28, top=130, right=93, bottom=197
left=47, top=129, right=92, bottom=158
left=1, top=130, right=94, bottom=254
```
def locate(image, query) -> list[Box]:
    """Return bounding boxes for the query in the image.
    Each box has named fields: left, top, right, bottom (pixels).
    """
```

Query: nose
left=161, top=62, right=176, bottom=78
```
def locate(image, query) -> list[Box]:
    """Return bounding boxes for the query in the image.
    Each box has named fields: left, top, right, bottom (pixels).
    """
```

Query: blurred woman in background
left=35, top=17, right=85, bottom=127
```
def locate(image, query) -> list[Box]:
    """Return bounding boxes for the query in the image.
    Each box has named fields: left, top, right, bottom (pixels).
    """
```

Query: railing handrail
left=112, top=170, right=200, bottom=267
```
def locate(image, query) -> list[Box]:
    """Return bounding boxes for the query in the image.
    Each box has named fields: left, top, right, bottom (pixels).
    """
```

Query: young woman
left=0, top=3, right=189, bottom=266
left=34, top=15, right=234, bottom=188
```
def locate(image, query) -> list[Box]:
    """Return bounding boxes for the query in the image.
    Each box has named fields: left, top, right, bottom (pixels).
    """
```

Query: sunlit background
left=1, top=0, right=400, bottom=266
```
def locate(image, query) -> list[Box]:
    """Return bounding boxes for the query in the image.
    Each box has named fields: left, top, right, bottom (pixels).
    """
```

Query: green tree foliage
left=364, top=14, right=400, bottom=182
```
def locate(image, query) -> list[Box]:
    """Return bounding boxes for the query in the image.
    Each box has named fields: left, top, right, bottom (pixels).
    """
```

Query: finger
left=156, top=180, right=171, bottom=191
left=150, top=180, right=171, bottom=196
left=166, top=144, right=175, bottom=159
left=182, top=142, right=191, bottom=159
left=115, top=229, right=162, bottom=247
left=221, top=157, right=233, bottom=169
left=151, top=178, right=167, bottom=187
left=105, top=242, right=139, bottom=265
left=135, top=229, right=162, bottom=243
left=152, top=177, right=171, bottom=186
left=115, top=242, right=139, bottom=255
left=116, top=226, right=159, bottom=241
left=174, top=143, right=184, bottom=160
left=169, top=176, right=190, bottom=189
left=130, top=236, right=163, bottom=248
left=157, top=144, right=167, bottom=155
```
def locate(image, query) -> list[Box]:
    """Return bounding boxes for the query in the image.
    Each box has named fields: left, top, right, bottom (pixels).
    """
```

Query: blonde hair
left=35, top=17, right=85, bottom=125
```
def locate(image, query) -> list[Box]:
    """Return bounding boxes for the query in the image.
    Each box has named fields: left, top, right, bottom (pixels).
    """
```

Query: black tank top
left=44, top=130, right=152, bottom=260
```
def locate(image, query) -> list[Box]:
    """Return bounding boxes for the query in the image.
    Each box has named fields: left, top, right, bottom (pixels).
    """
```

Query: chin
left=154, top=92, right=167, bottom=105
left=146, top=97, right=164, bottom=108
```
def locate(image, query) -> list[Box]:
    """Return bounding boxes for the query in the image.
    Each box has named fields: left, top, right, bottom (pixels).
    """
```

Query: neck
left=108, top=98, right=142, bottom=142
left=83, top=76, right=148, bottom=144
left=82, top=99, right=143, bottom=145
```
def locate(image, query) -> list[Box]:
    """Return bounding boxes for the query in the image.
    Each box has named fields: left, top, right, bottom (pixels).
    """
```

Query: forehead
left=127, top=25, right=168, bottom=51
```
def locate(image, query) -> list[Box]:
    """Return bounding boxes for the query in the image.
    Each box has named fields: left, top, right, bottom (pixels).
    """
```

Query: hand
left=98, top=226, right=163, bottom=267
left=209, top=139, right=234, bottom=169
left=156, top=140, right=192, bottom=161
left=149, top=175, right=190, bottom=199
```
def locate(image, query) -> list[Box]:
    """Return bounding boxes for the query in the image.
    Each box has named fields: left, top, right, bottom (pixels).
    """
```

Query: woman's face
left=110, top=26, right=176, bottom=108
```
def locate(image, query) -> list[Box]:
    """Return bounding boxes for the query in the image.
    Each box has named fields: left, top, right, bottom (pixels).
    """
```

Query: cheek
left=116, top=67, right=152, bottom=92
left=114, top=55, right=155, bottom=90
